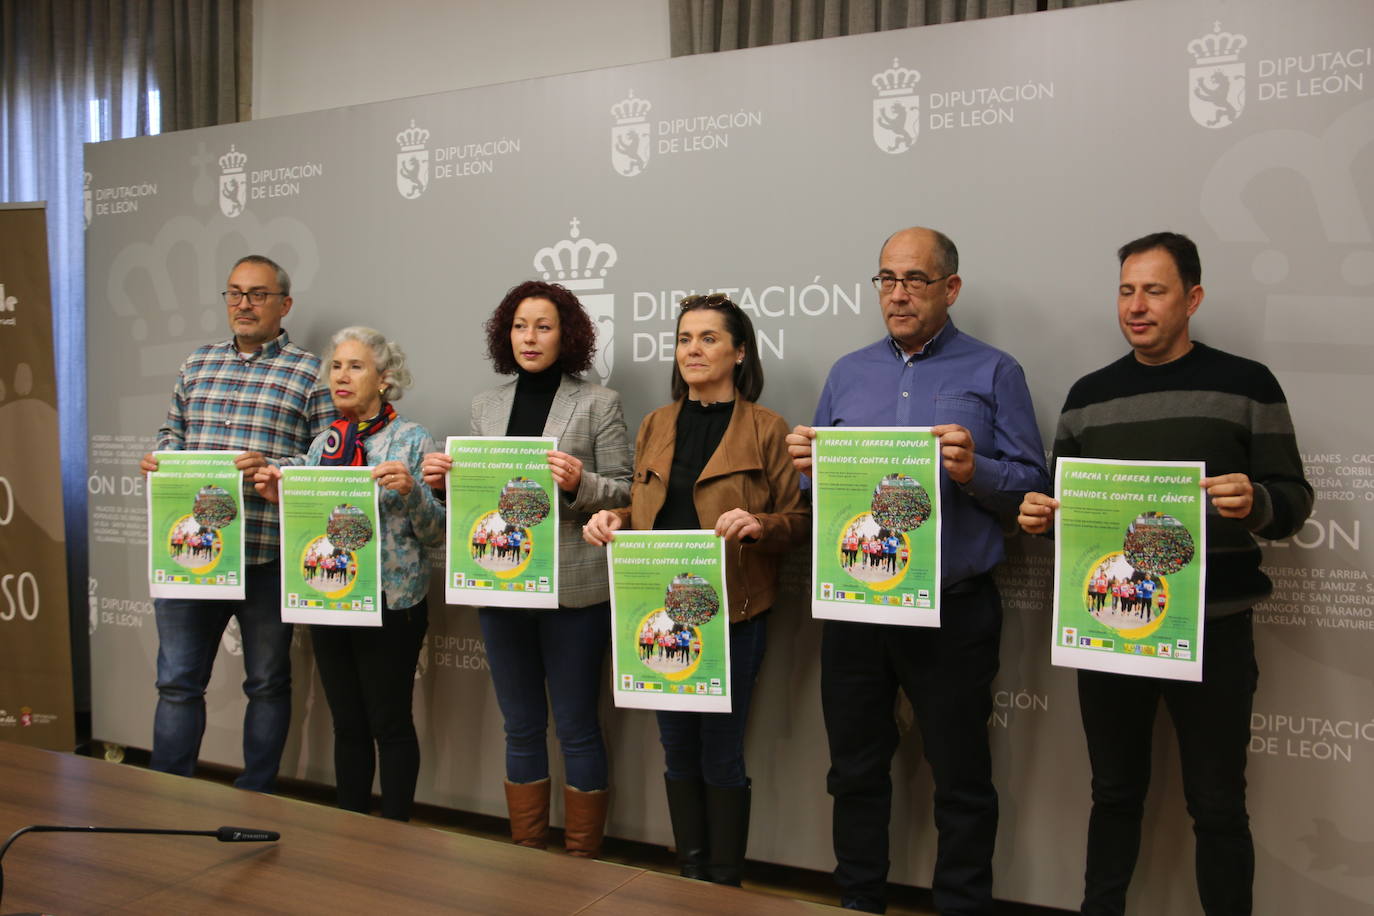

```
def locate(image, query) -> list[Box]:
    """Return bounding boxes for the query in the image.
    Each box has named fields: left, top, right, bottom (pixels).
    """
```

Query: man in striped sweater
left=1018, top=232, right=1311, bottom=916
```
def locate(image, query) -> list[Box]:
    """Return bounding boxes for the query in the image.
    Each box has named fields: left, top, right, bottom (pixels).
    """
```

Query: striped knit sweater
left=1052, top=342, right=1312, bottom=616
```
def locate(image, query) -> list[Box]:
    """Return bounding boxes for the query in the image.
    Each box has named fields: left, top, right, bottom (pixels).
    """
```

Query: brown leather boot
left=562, top=785, right=609, bottom=858
left=504, top=778, right=550, bottom=849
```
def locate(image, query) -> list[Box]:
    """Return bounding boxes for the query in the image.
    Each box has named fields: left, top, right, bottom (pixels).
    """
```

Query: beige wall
left=252, top=0, right=671, bottom=120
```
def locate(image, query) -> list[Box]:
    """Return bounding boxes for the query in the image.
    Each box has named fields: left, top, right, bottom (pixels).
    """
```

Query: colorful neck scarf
left=320, top=402, right=396, bottom=466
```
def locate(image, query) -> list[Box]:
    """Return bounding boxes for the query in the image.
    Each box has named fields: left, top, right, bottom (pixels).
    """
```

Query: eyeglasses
left=679, top=293, right=734, bottom=309
left=222, top=289, right=286, bottom=307
left=871, top=275, right=950, bottom=295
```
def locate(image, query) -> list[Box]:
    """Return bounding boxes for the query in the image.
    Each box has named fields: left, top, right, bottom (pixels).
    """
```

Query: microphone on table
left=0, top=824, right=279, bottom=909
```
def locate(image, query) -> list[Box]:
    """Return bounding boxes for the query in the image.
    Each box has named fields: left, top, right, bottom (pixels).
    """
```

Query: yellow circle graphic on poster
left=1080, top=551, right=1170, bottom=640
left=635, top=608, right=704, bottom=682
left=300, top=536, right=358, bottom=599
left=468, top=510, right=535, bottom=580
left=835, top=512, right=912, bottom=592
left=166, top=515, right=223, bottom=575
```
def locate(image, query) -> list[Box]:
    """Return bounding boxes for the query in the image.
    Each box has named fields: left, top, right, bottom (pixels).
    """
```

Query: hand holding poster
left=148, top=451, right=245, bottom=599
left=608, top=530, right=731, bottom=712
left=444, top=436, right=559, bottom=609
left=811, top=427, right=941, bottom=625
left=279, top=466, right=382, bottom=626
left=1053, top=457, right=1207, bottom=680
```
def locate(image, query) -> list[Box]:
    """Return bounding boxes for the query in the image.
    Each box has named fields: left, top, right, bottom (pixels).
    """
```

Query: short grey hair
left=231, top=254, right=291, bottom=297
left=329, top=326, right=413, bottom=402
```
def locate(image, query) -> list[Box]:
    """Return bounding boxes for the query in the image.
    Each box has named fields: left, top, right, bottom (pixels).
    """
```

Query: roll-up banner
left=0, top=203, right=76, bottom=751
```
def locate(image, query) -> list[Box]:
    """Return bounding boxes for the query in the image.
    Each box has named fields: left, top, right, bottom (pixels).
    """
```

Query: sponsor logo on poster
left=611, top=90, right=652, bottom=177
left=872, top=58, right=921, bottom=154
left=1063, top=627, right=1077, bottom=646
left=1189, top=22, right=1248, bottom=128
left=395, top=120, right=430, bottom=199
left=533, top=218, right=619, bottom=383
left=0, top=706, right=57, bottom=728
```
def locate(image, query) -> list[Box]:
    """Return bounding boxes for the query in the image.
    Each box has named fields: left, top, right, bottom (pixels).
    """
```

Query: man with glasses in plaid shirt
left=139, top=254, right=333, bottom=791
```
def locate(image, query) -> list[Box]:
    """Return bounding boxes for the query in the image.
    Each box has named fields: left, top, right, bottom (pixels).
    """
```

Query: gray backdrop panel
left=85, top=0, right=1374, bottom=911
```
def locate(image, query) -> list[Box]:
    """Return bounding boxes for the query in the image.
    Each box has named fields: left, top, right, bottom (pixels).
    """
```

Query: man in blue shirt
left=788, top=227, right=1048, bottom=914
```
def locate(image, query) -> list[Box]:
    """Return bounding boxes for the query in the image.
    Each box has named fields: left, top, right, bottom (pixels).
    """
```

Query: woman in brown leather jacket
left=583, top=294, right=807, bottom=887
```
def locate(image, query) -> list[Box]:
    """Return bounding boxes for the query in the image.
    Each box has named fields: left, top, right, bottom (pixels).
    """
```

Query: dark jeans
left=1079, top=610, right=1257, bottom=916
left=822, top=576, right=1002, bottom=916
left=657, top=613, right=768, bottom=788
left=479, top=602, right=610, bottom=791
left=151, top=559, right=293, bottom=792
left=310, top=599, right=429, bottom=821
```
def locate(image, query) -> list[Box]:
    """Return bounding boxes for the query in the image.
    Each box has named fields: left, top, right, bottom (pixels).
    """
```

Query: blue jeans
left=151, top=559, right=294, bottom=791
left=479, top=602, right=610, bottom=791
left=657, top=614, right=768, bottom=788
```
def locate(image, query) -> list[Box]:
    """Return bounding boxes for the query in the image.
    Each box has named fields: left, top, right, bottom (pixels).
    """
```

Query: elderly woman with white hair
left=257, top=326, right=444, bottom=820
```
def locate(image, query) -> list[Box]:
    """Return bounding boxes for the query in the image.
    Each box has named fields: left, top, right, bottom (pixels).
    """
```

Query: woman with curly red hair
left=422, top=280, right=631, bottom=857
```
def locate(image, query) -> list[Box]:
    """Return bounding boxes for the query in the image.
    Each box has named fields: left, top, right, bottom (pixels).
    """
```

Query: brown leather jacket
left=613, top=398, right=809, bottom=622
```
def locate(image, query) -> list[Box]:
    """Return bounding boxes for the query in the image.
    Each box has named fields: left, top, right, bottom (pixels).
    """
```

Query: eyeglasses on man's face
left=222, top=289, right=286, bottom=307
left=871, top=274, right=950, bottom=295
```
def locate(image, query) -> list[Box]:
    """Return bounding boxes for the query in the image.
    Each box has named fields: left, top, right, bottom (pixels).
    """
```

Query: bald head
left=880, top=227, right=959, bottom=277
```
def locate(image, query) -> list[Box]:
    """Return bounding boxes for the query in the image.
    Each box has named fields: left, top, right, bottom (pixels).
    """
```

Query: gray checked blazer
left=471, top=374, right=632, bottom=607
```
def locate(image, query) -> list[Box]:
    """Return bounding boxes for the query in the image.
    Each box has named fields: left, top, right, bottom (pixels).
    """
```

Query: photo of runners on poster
left=811, top=427, right=941, bottom=625
left=1053, top=457, right=1206, bottom=680
left=444, top=436, right=559, bottom=609
left=147, top=451, right=245, bottom=599
left=608, top=531, right=731, bottom=712
left=278, top=466, right=382, bottom=626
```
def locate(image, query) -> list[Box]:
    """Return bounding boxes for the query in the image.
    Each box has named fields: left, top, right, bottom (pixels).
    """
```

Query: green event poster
left=608, top=531, right=731, bottom=712
left=811, top=427, right=941, bottom=626
left=278, top=466, right=382, bottom=626
left=1053, top=457, right=1207, bottom=681
left=147, top=451, right=245, bottom=599
left=444, top=436, right=559, bottom=609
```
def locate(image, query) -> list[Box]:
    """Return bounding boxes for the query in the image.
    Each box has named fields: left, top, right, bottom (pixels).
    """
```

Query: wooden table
left=0, top=743, right=825, bottom=914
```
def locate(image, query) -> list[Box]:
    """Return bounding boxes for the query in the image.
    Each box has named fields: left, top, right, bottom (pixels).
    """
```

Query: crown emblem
left=872, top=59, right=921, bottom=96
left=611, top=90, right=652, bottom=124
left=533, top=218, right=618, bottom=291
left=396, top=119, right=430, bottom=152
left=219, top=145, right=247, bottom=173
left=1188, top=22, right=1247, bottom=65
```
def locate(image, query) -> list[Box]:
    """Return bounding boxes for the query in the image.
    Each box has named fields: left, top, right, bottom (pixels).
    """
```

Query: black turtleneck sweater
left=505, top=365, right=562, bottom=436
left=654, top=399, right=735, bottom=530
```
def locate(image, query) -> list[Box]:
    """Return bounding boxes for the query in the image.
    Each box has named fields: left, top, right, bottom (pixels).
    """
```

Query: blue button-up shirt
left=811, top=321, right=1048, bottom=587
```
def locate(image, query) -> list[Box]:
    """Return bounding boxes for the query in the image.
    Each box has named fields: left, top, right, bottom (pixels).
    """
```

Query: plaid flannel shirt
left=156, top=332, right=334, bottom=564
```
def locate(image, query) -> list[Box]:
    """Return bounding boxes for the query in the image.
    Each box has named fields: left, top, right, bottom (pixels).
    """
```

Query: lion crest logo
left=1188, top=22, right=1248, bottom=129
left=872, top=59, right=921, bottom=154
